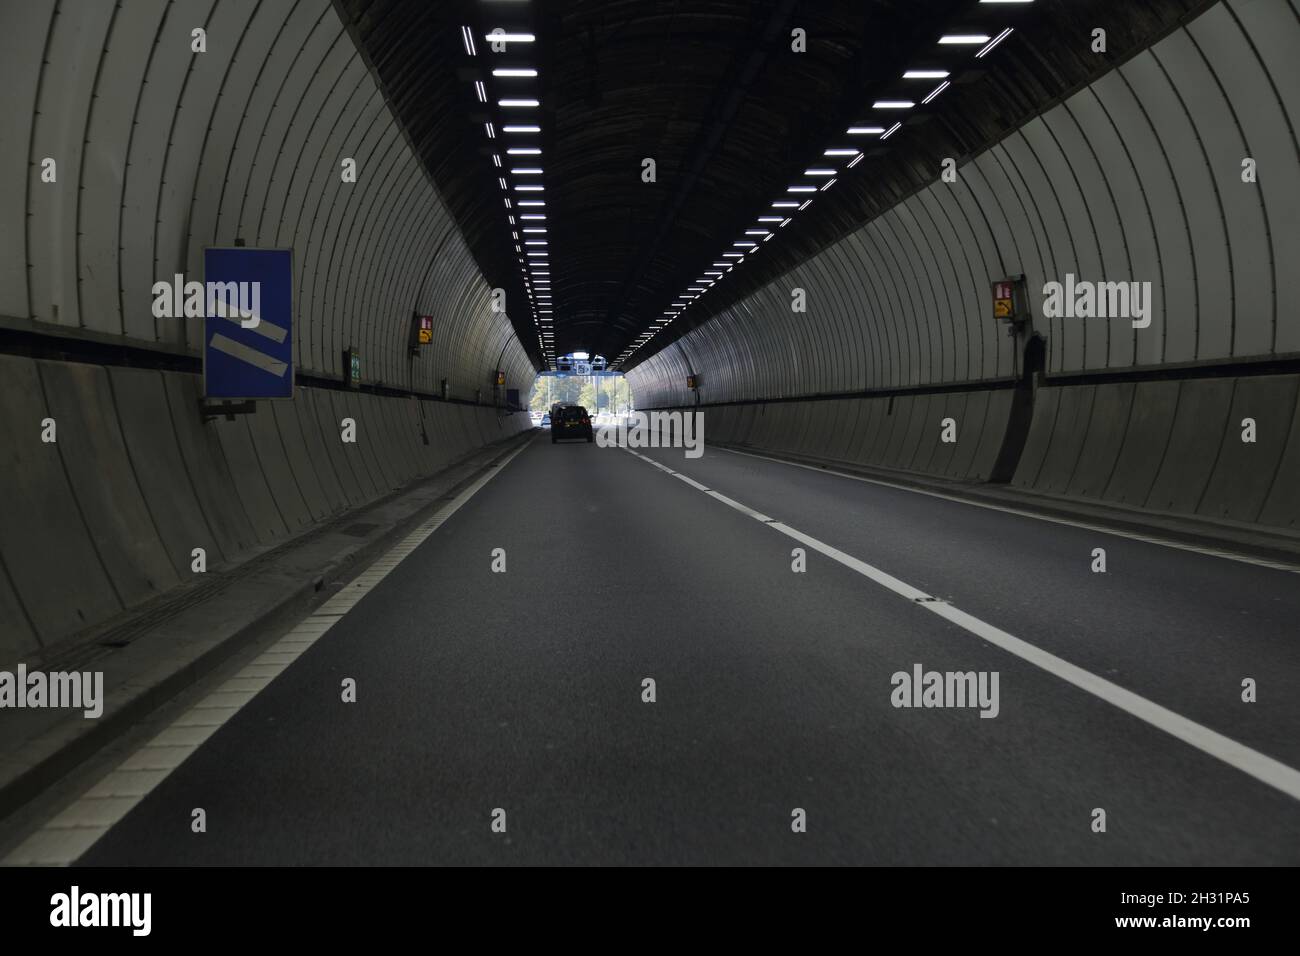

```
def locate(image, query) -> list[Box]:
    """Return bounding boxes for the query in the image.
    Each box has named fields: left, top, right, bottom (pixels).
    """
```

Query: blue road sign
left=203, top=247, right=294, bottom=400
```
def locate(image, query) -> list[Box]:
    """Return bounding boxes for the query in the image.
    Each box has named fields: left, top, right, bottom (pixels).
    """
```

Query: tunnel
left=0, top=0, right=1298, bottom=893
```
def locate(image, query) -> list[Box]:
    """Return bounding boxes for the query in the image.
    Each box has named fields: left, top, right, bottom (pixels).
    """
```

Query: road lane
left=635, top=441, right=1300, bottom=769
left=71, top=433, right=1300, bottom=865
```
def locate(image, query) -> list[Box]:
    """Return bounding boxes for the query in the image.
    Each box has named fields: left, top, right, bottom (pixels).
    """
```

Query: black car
left=551, top=404, right=593, bottom=443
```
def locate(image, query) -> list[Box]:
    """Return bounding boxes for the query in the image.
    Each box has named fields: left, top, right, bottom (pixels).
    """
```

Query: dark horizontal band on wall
left=639, top=353, right=1300, bottom=413
left=0, top=316, right=500, bottom=407
left=639, top=375, right=1020, bottom=412
left=1042, top=352, right=1300, bottom=388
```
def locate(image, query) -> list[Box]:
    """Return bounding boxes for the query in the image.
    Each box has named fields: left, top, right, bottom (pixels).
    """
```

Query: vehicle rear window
left=561, top=407, right=587, bottom=420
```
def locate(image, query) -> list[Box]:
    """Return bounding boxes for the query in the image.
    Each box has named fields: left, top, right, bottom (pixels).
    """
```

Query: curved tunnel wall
left=0, top=0, right=537, bottom=662
left=628, top=0, right=1300, bottom=529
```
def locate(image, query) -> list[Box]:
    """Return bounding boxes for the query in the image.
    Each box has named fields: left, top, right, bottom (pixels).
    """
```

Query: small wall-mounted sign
left=343, top=347, right=361, bottom=389
left=992, top=280, right=1016, bottom=321
left=409, top=313, right=434, bottom=355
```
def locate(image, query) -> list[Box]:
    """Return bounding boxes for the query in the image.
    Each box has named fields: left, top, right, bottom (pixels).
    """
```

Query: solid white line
left=716, top=445, right=1300, bottom=573
left=2, top=438, right=533, bottom=867
left=624, top=449, right=1300, bottom=803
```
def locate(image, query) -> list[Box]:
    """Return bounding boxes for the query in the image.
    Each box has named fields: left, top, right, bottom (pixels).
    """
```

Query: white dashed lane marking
left=624, top=448, right=1300, bottom=803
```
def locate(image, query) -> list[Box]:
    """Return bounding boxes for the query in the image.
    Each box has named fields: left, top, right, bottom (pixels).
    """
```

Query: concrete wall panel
left=1144, top=378, right=1235, bottom=514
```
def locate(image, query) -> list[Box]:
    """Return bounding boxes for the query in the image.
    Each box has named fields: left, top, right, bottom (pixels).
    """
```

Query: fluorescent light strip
left=507, top=147, right=540, bottom=155
left=772, top=201, right=799, bottom=208
left=824, top=149, right=859, bottom=157
left=804, top=168, right=836, bottom=176
left=502, top=125, right=541, bottom=133
left=976, top=28, right=1014, bottom=58
left=511, top=167, right=543, bottom=175
left=499, top=99, right=539, bottom=107
left=922, top=80, right=950, bottom=104
left=757, top=216, right=783, bottom=222
left=521, top=214, right=545, bottom=220
left=485, top=122, right=496, bottom=139
left=484, top=32, right=535, bottom=43
left=939, top=34, right=991, bottom=44
left=515, top=184, right=544, bottom=191
left=904, top=70, right=949, bottom=79
left=461, top=26, right=477, bottom=56
left=745, top=229, right=770, bottom=236
left=518, top=200, right=545, bottom=206
left=873, top=100, right=913, bottom=109
left=493, top=68, right=538, bottom=77
left=787, top=186, right=816, bottom=193
left=847, top=126, right=886, bottom=135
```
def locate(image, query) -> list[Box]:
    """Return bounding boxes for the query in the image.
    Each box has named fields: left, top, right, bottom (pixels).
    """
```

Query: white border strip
left=625, top=449, right=1300, bottom=803
left=3, top=439, right=533, bottom=866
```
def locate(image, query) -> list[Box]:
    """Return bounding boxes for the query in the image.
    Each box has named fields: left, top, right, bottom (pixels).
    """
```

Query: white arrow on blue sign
left=203, top=247, right=294, bottom=400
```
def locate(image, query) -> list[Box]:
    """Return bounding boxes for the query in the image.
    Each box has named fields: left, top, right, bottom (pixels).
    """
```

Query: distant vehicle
left=540, top=412, right=550, bottom=427
left=551, top=404, right=593, bottom=443
left=530, top=411, right=543, bottom=425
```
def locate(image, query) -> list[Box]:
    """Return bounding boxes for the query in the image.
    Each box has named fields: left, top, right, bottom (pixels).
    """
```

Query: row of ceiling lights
left=613, top=0, right=1032, bottom=370
left=461, top=15, right=557, bottom=370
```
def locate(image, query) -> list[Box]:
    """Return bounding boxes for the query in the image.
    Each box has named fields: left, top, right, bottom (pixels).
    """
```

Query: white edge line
left=2, top=438, right=534, bottom=867
left=623, top=448, right=1300, bottom=803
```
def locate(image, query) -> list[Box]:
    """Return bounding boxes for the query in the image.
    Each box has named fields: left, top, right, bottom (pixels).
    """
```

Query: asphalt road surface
left=77, top=431, right=1300, bottom=865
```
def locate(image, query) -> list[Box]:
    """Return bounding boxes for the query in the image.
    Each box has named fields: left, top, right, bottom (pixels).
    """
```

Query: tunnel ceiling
left=334, top=0, right=1215, bottom=372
